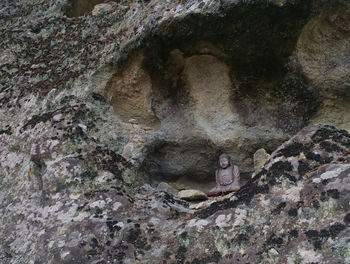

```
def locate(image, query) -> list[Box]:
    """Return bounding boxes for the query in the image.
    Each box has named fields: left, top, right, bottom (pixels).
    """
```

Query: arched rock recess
left=101, top=0, right=323, bottom=189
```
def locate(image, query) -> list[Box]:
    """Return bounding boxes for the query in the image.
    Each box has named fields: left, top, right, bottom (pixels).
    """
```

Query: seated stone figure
left=207, top=153, right=240, bottom=197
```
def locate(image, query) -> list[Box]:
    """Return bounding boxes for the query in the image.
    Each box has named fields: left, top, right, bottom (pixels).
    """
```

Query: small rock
left=178, top=189, right=207, bottom=201
left=157, top=182, right=178, bottom=196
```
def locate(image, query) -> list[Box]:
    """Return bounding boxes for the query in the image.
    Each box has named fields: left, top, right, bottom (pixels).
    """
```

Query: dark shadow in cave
left=144, top=139, right=220, bottom=191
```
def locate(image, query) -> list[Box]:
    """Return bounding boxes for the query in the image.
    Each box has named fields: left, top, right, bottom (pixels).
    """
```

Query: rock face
left=1, top=0, right=349, bottom=185
left=2, top=121, right=350, bottom=264
left=1, top=0, right=350, bottom=263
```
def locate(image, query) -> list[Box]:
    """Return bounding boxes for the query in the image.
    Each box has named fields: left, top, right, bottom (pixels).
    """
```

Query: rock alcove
left=101, top=1, right=325, bottom=191
left=3, top=0, right=350, bottom=262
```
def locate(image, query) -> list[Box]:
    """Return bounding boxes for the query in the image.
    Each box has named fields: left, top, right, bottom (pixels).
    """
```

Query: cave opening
left=105, top=0, right=321, bottom=191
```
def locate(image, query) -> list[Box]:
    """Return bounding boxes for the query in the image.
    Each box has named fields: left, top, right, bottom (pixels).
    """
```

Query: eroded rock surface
left=1, top=0, right=349, bottom=186
left=2, top=118, right=350, bottom=264
left=253, top=148, right=271, bottom=176
left=104, top=51, right=158, bottom=124
left=1, top=0, right=350, bottom=263
left=297, top=8, right=350, bottom=131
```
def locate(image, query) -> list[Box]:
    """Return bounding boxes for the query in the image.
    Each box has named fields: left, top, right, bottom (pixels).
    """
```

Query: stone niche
left=102, top=1, right=347, bottom=190
left=104, top=51, right=159, bottom=125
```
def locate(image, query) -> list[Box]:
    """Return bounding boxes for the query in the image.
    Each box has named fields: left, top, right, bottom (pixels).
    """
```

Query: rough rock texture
left=2, top=122, right=350, bottom=264
left=1, top=0, right=350, bottom=185
left=1, top=0, right=350, bottom=263
left=253, top=148, right=271, bottom=176
left=104, top=51, right=158, bottom=124
left=297, top=7, right=350, bottom=132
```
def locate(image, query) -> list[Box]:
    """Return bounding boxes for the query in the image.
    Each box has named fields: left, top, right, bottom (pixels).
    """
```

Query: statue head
left=218, top=153, right=231, bottom=169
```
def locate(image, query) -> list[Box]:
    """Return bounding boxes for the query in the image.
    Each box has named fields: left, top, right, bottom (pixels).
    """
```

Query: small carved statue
left=207, top=153, right=240, bottom=196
